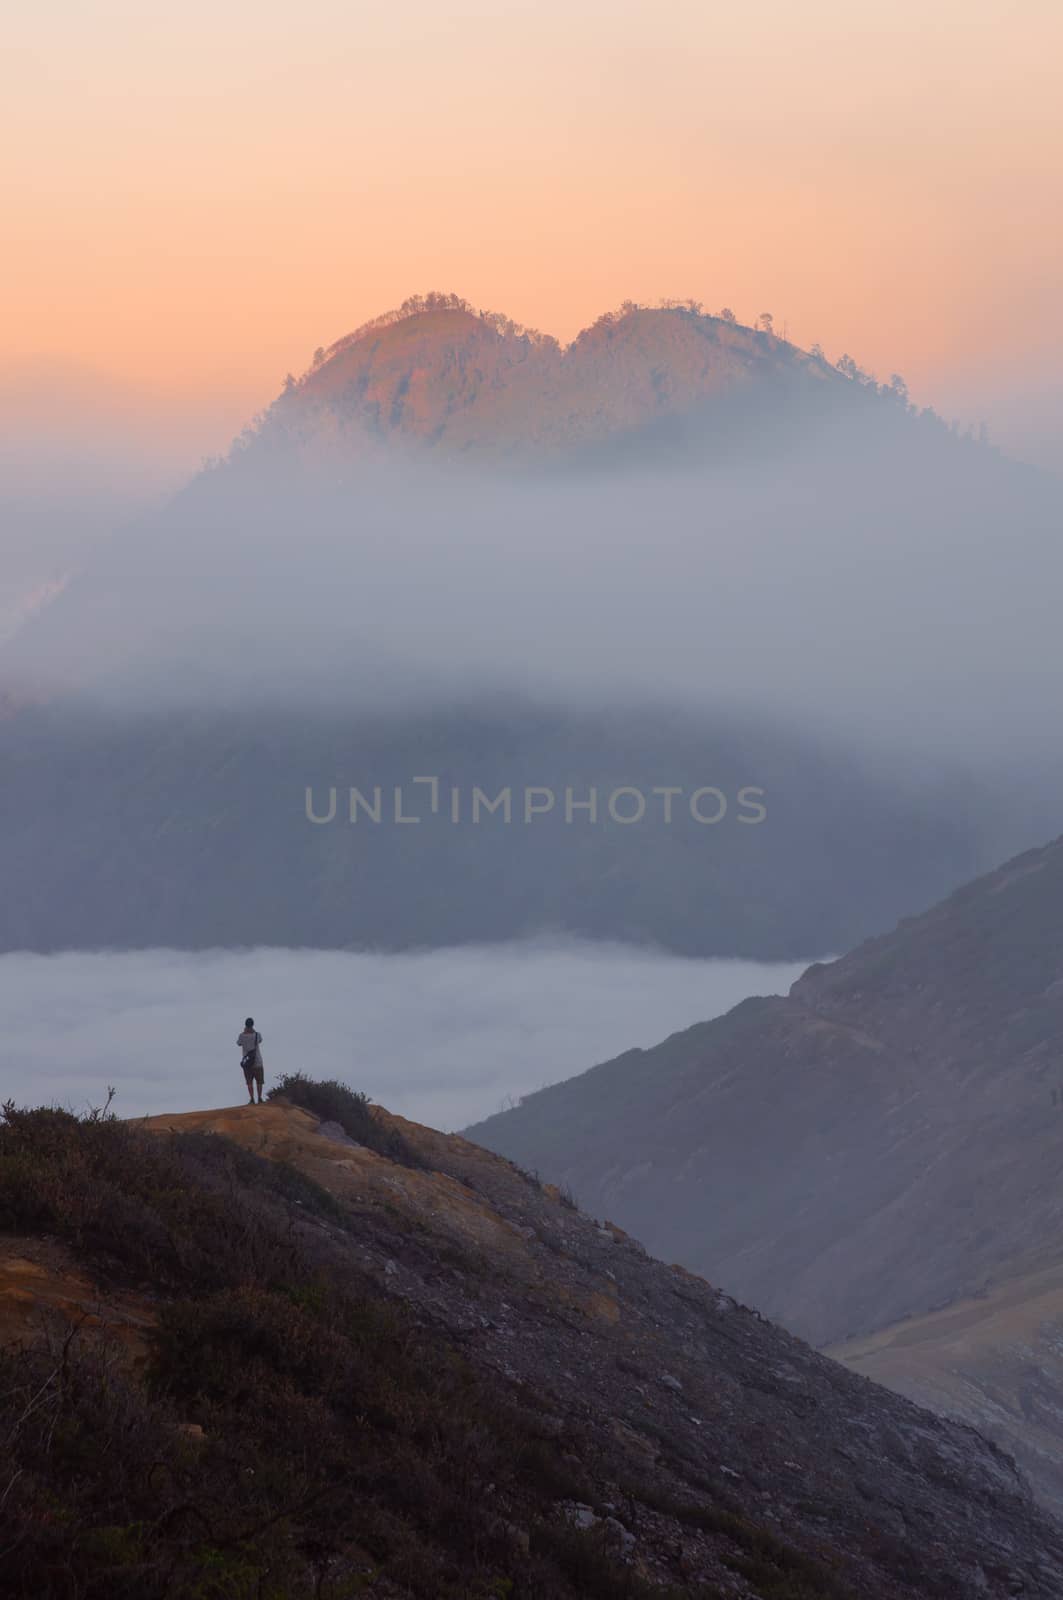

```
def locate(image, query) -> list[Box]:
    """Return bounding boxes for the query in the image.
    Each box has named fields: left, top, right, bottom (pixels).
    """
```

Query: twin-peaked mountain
left=0, top=295, right=1058, bottom=959
left=235, top=292, right=943, bottom=468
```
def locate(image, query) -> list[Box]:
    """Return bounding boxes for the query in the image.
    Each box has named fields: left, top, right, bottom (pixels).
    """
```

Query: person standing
left=237, top=1017, right=264, bottom=1104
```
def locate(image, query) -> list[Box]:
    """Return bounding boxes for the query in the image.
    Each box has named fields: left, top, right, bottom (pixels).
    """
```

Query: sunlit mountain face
left=233, top=294, right=937, bottom=470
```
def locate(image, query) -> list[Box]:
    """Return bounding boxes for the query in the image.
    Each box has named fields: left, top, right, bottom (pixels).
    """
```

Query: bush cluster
left=267, top=1073, right=421, bottom=1167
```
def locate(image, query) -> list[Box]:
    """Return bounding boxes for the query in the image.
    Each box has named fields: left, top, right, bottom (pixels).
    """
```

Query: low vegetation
left=267, top=1071, right=421, bottom=1166
left=0, top=1096, right=741, bottom=1599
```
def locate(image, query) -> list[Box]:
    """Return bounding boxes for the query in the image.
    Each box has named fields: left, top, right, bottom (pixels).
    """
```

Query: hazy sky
left=3, top=0, right=1061, bottom=468
left=0, top=943, right=811, bottom=1130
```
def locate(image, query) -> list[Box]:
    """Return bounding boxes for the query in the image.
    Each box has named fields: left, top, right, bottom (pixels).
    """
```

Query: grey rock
left=315, top=1120, right=362, bottom=1149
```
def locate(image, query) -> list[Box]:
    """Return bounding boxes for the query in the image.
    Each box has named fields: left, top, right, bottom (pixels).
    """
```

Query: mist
left=0, top=942, right=811, bottom=1131
left=0, top=375, right=182, bottom=642
left=3, top=409, right=1059, bottom=772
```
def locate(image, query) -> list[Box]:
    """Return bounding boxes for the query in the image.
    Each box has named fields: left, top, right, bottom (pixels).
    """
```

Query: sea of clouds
left=0, top=941, right=813, bottom=1131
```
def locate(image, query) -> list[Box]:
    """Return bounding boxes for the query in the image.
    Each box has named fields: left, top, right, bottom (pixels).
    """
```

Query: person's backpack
left=241, top=1032, right=260, bottom=1070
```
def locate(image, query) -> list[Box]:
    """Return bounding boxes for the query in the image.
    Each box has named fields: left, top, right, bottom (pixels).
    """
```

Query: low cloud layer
left=5, top=417, right=1061, bottom=767
left=0, top=942, right=810, bottom=1132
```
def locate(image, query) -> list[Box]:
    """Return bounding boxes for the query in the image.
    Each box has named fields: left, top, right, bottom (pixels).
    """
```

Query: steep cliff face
left=467, top=834, right=1063, bottom=1350
left=4, top=1095, right=1063, bottom=1597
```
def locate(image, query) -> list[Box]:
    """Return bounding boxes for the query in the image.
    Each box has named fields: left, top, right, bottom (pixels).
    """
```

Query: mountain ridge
left=466, top=830, right=1063, bottom=1347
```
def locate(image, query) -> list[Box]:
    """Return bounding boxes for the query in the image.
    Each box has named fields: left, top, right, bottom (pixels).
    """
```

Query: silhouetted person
left=238, top=1017, right=264, bottom=1105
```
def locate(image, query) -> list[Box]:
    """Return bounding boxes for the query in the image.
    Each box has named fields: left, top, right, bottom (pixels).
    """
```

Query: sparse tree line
left=298, top=291, right=941, bottom=429
left=209, top=290, right=991, bottom=466
left=571, top=298, right=928, bottom=410
left=583, top=299, right=987, bottom=437
left=304, top=291, right=559, bottom=381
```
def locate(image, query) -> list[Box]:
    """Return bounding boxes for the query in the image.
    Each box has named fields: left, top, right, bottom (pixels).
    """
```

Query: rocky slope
left=4, top=1091, right=1063, bottom=1597
left=829, top=1262, right=1063, bottom=1513
left=466, top=832, right=1063, bottom=1352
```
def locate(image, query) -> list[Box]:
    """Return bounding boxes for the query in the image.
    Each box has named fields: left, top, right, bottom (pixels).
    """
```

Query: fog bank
left=4, top=424, right=1059, bottom=765
left=0, top=942, right=812, bottom=1131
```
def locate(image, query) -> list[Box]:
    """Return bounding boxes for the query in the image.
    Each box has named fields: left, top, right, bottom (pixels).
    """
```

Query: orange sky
left=2, top=0, right=1061, bottom=468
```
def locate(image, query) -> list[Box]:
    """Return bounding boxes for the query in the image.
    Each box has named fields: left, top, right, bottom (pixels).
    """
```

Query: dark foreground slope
left=3, top=1094, right=1063, bottom=1598
left=467, top=833, right=1063, bottom=1350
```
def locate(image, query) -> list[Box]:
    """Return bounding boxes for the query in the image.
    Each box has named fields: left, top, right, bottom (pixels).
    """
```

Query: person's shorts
left=242, top=1061, right=264, bottom=1087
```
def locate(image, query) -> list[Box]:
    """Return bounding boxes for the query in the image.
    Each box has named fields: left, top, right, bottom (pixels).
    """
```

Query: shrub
left=267, top=1073, right=420, bottom=1166
left=0, top=1101, right=337, bottom=1292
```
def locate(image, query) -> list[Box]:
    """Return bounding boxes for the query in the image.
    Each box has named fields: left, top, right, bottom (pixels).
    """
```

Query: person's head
left=245, top=1017, right=254, bottom=1029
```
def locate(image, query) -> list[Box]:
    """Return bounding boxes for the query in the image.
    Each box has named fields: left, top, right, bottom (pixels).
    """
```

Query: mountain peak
left=239, top=293, right=910, bottom=466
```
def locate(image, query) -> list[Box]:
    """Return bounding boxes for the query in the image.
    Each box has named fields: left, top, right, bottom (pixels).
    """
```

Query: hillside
left=241, top=294, right=938, bottom=468
left=829, top=1263, right=1063, bottom=1513
left=466, top=832, right=1063, bottom=1352
left=3, top=1086, right=1063, bottom=1598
